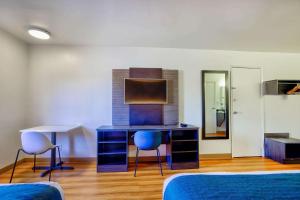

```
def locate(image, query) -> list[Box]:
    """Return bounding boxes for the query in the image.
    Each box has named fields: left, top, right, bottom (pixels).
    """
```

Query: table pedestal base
left=32, top=161, right=74, bottom=177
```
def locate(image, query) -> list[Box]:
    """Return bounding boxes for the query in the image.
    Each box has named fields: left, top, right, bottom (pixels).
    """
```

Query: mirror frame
left=201, top=70, right=229, bottom=140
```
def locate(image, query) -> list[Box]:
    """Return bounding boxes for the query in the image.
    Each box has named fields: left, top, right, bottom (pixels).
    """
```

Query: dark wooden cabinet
left=97, top=125, right=199, bottom=172
left=265, top=137, right=300, bottom=164
left=97, top=130, right=128, bottom=172
left=167, top=130, right=199, bottom=169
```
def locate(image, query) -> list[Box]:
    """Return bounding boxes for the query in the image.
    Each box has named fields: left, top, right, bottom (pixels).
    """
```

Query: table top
left=20, top=125, right=80, bottom=133
left=97, top=124, right=199, bottom=131
left=269, top=138, right=300, bottom=144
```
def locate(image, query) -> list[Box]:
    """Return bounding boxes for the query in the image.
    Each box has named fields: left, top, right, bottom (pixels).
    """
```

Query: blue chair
left=133, top=131, right=163, bottom=177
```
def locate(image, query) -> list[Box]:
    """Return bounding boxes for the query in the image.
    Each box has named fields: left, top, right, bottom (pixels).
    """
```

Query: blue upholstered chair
left=133, top=131, right=163, bottom=176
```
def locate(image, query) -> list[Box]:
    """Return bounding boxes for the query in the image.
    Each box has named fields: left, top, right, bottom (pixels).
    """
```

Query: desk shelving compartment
left=167, top=129, right=199, bottom=169
left=97, top=130, right=128, bottom=172
left=265, top=138, right=300, bottom=164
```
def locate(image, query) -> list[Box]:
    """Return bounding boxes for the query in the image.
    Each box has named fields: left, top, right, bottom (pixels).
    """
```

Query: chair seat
left=25, top=144, right=56, bottom=155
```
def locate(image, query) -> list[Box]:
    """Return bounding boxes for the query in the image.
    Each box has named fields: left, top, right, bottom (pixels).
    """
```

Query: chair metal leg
left=10, top=149, right=21, bottom=183
left=49, top=156, right=52, bottom=182
left=57, top=146, right=63, bottom=170
left=33, top=154, right=36, bottom=172
left=134, top=147, right=139, bottom=177
left=156, top=148, right=163, bottom=176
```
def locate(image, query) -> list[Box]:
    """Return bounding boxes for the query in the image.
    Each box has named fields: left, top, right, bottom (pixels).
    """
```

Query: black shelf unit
left=263, top=80, right=300, bottom=95
left=97, top=130, right=128, bottom=172
left=265, top=137, right=300, bottom=164
left=167, top=129, right=199, bottom=169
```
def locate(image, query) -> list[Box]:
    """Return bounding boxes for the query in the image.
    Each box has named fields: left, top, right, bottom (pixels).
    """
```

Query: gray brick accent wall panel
left=112, top=69, right=129, bottom=125
left=112, top=69, right=178, bottom=126
left=163, top=70, right=179, bottom=125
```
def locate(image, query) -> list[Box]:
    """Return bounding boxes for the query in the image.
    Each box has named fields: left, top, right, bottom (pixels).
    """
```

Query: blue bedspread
left=0, top=184, right=62, bottom=200
left=164, top=173, right=300, bottom=200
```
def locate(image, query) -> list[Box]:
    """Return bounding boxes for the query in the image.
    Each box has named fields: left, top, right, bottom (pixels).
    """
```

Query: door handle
left=233, top=111, right=240, bottom=114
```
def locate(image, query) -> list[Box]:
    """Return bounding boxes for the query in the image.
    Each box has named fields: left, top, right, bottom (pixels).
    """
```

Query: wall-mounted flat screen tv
left=124, top=78, right=168, bottom=104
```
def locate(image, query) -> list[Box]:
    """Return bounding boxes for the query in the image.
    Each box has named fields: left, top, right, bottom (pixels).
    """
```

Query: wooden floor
left=206, top=131, right=226, bottom=137
left=1, top=157, right=300, bottom=200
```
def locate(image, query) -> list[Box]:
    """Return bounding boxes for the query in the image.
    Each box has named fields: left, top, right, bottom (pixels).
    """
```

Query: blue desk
left=96, top=124, right=199, bottom=172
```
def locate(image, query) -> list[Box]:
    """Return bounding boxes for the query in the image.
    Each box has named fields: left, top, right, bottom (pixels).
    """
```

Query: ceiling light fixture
left=28, top=27, right=51, bottom=40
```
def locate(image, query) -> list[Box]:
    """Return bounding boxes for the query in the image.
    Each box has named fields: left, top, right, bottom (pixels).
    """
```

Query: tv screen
left=124, top=78, right=168, bottom=104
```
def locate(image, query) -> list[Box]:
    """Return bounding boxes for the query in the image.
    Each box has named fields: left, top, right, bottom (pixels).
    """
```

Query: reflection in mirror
left=202, top=71, right=229, bottom=139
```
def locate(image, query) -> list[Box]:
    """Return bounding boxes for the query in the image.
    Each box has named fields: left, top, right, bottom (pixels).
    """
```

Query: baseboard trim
left=24, top=157, right=166, bottom=163
left=1, top=154, right=232, bottom=172
left=23, top=157, right=96, bottom=163
left=0, top=159, right=25, bottom=174
left=200, top=153, right=232, bottom=160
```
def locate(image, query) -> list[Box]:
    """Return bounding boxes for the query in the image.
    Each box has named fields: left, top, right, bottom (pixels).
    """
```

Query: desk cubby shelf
left=172, top=150, right=198, bottom=153
left=98, top=141, right=127, bottom=144
left=167, top=130, right=199, bottom=169
left=97, top=131, right=128, bottom=172
left=98, top=152, right=127, bottom=155
left=172, top=139, right=197, bottom=142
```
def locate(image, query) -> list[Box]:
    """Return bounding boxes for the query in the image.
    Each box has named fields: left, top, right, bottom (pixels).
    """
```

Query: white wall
left=27, top=45, right=300, bottom=157
left=0, top=29, right=28, bottom=168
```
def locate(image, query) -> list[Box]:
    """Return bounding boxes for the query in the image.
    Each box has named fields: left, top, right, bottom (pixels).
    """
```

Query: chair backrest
left=134, top=131, right=162, bottom=150
left=21, top=132, right=54, bottom=154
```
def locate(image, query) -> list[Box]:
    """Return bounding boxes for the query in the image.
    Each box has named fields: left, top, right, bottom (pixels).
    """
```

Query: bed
left=0, top=182, right=64, bottom=200
left=163, top=171, right=300, bottom=200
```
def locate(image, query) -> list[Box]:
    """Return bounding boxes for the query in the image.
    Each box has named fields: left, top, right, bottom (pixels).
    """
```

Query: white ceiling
left=1, top=0, right=300, bottom=52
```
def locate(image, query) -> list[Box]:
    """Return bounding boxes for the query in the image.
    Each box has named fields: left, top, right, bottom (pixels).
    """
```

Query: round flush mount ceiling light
left=28, top=27, right=51, bottom=40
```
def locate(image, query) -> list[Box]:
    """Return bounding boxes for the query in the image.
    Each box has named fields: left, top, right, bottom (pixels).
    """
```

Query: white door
left=231, top=67, right=263, bottom=157
left=205, top=81, right=216, bottom=134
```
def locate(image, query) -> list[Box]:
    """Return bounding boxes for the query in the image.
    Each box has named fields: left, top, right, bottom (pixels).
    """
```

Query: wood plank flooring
left=1, top=157, right=300, bottom=200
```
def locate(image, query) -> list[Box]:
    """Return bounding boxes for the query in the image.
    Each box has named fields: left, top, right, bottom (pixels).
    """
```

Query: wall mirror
left=202, top=70, right=229, bottom=139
